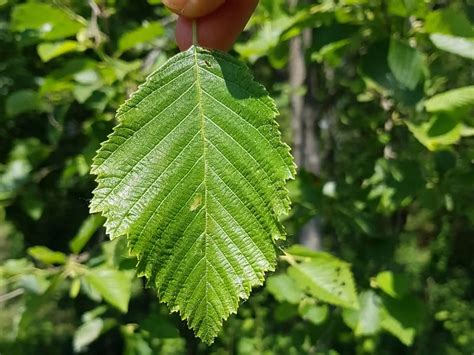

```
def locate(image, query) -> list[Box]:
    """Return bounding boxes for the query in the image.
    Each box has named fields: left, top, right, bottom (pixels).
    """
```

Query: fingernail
left=162, top=0, right=187, bottom=12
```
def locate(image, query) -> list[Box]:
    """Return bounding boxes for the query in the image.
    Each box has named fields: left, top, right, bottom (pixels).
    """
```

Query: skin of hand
left=162, top=0, right=259, bottom=51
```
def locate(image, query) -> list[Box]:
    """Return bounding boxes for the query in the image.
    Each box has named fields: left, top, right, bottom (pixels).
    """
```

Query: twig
left=0, top=288, right=24, bottom=303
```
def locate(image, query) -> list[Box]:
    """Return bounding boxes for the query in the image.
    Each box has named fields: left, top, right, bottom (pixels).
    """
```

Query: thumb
left=163, top=0, right=226, bottom=18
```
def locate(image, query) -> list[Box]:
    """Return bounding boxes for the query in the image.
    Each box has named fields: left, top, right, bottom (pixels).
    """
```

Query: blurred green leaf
left=122, top=326, right=153, bottom=355
left=274, top=302, right=299, bottom=322
left=141, top=314, right=180, bottom=339
left=424, top=7, right=474, bottom=37
left=425, top=86, right=474, bottom=112
left=360, top=41, right=423, bottom=105
left=373, top=271, right=410, bottom=299
left=20, top=188, right=44, bottom=220
left=84, top=268, right=133, bottom=312
left=17, top=273, right=50, bottom=294
left=37, top=40, right=85, bottom=62
left=0, top=160, right=31, bottom=201
left=11, top=3, right=85, bottom=40
left=343, top=291, right=381, bottom=336
left=118, top=22, right=164, bottom=53
left=27, top=246, right=67, bottom=265
left=6, top=90, right=43, bottom=117
left=73, top=318, right=104, bottom=353
left=430, top=34, right=474, bottom=60
left=388, top=39, right=424, bottom=90
left=266, top=273, right=305, bottom=304
left=298, top=299, right=328, bottom=325
left=380, top=295, right=424, bottom=346
left=407, top=115, right=465, bottom=151
left=69, top=214, right=105, bottom=254
left=286, top=247, right=359, bottom=309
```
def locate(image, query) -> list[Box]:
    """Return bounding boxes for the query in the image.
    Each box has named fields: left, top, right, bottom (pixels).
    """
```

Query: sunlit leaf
left=11, top=3, right=85, bottom=40
left=343, top=290, right=381, bottom=336
left=425, top=86, right=474, bottom=112
left=27, top=246, right=67, bottom=265
left=73, top=318, right=104, bottom=353
left=84, top=268, right=134, bottom=313
left=285, top=246, right=359, bottom=309
left=266, top=273, right=305, bottom=304
left=118, top=22, right=164, bottom=53
left=37, top=40, right=85, bottom=62
left=90, top=46, right=295, bottom=343
left=372, top=271, right=410, bottom=299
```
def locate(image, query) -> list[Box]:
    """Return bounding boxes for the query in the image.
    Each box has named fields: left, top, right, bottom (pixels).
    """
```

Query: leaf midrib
left=193, top=46, right=211, bottom=324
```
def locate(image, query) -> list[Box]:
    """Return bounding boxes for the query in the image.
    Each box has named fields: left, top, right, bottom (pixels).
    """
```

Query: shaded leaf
left=381, top=295, right=424, bottom=346
left=6, top=90, right=43, bottom=117
left=388, top=39, right=424, bottom=90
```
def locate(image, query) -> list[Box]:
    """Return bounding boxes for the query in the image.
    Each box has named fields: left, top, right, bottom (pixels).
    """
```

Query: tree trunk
left=288, top=0, right=322, bottom=250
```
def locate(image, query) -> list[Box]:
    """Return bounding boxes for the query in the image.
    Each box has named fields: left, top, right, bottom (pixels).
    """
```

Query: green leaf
left=84, top=268, right=133, bottom=313
left=388, top=39, right=424, bottom=90
left=406, top=115, right=465, bottom=151
left=266, top=273, right=305, bottom=304
left=274, top=302, right=299, bottom=322
left=141, top=314, right=181, bottom=339
left=286, top=247, right=359, bottom=309
left=343, top=291, right=381, bottom=336
left=90, top=46, right=295, bottom=343
left=6, top=90, right=43, bottom=117
left=118, top=22, right=164, bottom=53
left=372, top=271, right=410, bottom=299
left=380, top=295, right=424, bottom=346
left=73, top=318, right=104, bottom=353
left=27, top=246, right=67, bottom=265
left=37, top=40, right=84, bottom=62
left=122, top=326, right=153, bottom=355
left=424, top=7, right=474, bottom=37
left=298, top=299, right=328, bottom=325
left=430, top=34, right=474, bottom=60
left=360, top=41, right=423, bottom=106
left=11, top=3, right=85, bottom=40
left=424, top=86, right=474, bottom=112
left=69, top=214, right=105, bottom=254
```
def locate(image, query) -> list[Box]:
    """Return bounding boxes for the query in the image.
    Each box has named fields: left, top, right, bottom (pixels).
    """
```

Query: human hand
left=162, top=0, right=259, bottom=51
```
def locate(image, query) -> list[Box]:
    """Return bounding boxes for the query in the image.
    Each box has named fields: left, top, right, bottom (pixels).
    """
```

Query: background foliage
left=1, top=0, right=473, bottom=354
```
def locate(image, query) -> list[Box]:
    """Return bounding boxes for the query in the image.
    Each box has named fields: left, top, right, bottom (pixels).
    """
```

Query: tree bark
left=288, top=0, right=322, bottom=250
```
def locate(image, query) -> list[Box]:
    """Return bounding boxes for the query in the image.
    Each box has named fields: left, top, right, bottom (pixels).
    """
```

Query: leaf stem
left=279, top=253, right=297, bottom=266
left=192, top=20, right=198, bottom=46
